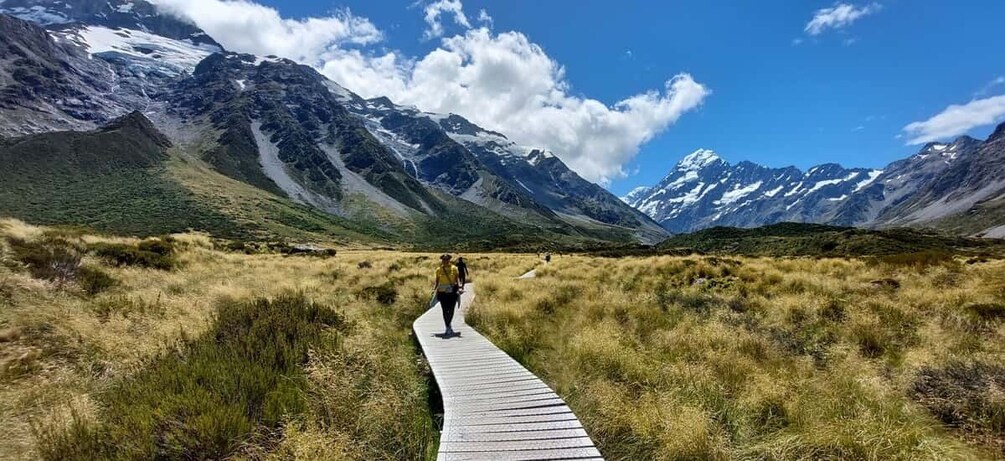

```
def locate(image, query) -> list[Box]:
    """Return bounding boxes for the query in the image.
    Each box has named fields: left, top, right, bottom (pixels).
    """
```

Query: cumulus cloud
left=323, top=28, right=709, bottom=184
left=805, top=3, right=880, bottom=36
left=150, top=0, right=380, bottom=64
left=422, top=0, right=470, bottom=40
left=152, top=0, right=708, bottom=185
left=903, top=95, right=1005, bottom=144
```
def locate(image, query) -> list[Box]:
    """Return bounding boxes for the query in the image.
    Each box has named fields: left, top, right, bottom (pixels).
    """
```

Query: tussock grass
left=469, top=254, right=1005, bottom=459
left=35, top=293, right=348, bottom=460
left=2, top=219, right=539, bottom=459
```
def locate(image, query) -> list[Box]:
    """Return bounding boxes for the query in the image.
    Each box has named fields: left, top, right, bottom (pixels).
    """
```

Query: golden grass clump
left=469, top=253, right=1005, bottom=459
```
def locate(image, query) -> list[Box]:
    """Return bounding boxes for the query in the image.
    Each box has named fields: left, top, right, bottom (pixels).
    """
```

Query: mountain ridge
left=0, top=4, right=667, bottom=246
left=625, top=130, right=1005, bottom=236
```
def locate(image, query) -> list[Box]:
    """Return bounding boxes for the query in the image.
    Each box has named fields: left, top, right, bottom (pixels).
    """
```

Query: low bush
left=6, top=237, right=83, bottom=285
left=77, top=266, right=116, bottom=296
left=871, top=251, right=958, bottom=269
left=964, top=302, right=1005, bottom=322
left=36, top=293, right=348, bottom=460
left=90, top=238, right=177, bottom=270
left=912, top=361, right=1005, bottom=450
left=359, top=282, right=398, bottom=306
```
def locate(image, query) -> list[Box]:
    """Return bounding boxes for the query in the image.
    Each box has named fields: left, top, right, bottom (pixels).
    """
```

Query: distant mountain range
left=0, top=0, right=666, bottom=247
left=623, top=131, right=1005, bottom=238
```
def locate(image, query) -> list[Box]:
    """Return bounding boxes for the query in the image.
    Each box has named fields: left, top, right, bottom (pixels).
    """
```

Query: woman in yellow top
left=433, top=254, right=462, bottom=335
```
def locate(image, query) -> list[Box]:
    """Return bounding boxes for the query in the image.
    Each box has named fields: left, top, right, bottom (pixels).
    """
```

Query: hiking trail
left=413, top=269, right=603, bottom=460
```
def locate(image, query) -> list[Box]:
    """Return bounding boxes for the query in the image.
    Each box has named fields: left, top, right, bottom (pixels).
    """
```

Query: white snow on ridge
left=715, top=181, right=762, bottom=206
left=65, top=26, right=220, bottom=75
left=235, top=79, right=246, bottom=91
left=325, top=81, right=353, bottom=101
left=677, top=149, right=720, bottom=171
left=853, top=170, right=883, bottom=192
left=762, top=185, right=784, bottom=198
left=784, top=182, right=804, bottom=197
left=827, top=195, right=848, bottom=202
left=2, top=5, right=71, bottom=24
left=116, top=2, right=135, bottom=13
left=806, top=172, right=859, bottom=194
left=253, top=55, right=287, bottom=66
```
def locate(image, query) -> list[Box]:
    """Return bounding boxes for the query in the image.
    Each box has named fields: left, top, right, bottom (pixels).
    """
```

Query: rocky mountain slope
left=625, top=131, right=1005, bottom=237
left=0, top=1, right=666, bottom=246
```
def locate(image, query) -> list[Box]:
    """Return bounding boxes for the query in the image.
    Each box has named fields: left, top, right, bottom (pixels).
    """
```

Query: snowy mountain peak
left=677, top=149, right=722, bottom=171
left=621, top=186, right=653, bottom=204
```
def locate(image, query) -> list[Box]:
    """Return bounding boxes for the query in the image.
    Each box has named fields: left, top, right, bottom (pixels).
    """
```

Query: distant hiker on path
left=544, top=252, right=552, bottom=263
left=433, top=254, right=462, bottom=336
left=456, top=256, right=469, bottom=286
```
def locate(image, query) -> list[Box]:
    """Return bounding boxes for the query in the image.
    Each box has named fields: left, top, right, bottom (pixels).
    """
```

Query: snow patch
left=677, top=149, right=720, bottom=171
left=715, top=181, right=762, bottom=206
left=67, top=26, right=220, bottom=76
left=762, top=186, right=784, bottom=198
left=235, top=79, right=246, bottom=91
left=853, top=170, right=883, bottom=192
left=806, top=172, right=859, bottom=194
left=515, top=179, right=534, bottom=194
left=2, top=5, right=71, bottom=24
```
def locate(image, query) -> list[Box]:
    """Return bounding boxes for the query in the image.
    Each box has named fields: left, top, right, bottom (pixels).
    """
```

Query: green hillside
left=0, top=113, right=639, bottom=249
left=656, top=222, right=1005, bottom=257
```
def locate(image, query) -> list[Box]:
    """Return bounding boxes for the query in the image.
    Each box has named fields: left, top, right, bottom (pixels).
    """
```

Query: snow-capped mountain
left=625, top=149, right=881, bottom=233
left=334, top=92, right=665, bottom=238
left=0, top=2, right=667, bottom=244
left=627, top=132, right=1005, bottom=236
left=0, top=0, right=220, bottom=136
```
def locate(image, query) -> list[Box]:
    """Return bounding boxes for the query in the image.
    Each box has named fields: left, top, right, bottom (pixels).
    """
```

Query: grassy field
left=0, top=219, right=543, bottom=460
left=468, top=254, right=1005, bottom=459
left=2, top=218, right=1003, bottom=459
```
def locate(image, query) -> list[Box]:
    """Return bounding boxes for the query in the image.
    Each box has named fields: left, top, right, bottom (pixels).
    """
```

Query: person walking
left=433, top=254, right=462, bottom=335
left=456, top=256, right=469, bottom=287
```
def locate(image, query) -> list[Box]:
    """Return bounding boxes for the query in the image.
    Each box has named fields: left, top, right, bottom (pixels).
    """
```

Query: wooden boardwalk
left=414, top=278, right=603, bottom=460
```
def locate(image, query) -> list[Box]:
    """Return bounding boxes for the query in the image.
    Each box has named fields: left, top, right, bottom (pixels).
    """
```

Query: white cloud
left=150, top=0, right=380, bottom=64
left=324, top=28, right=709, bottom=184
left=477, top=9, right=493, bottom=27
left=903, top=94, right=1005, bottom=144
left=422, top=0, right=471, bottom=40
left=805, top=3, right=880, bottom=36
left=153, top=0, right=708, bottom=185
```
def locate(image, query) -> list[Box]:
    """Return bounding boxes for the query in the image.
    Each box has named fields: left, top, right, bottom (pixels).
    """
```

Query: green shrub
left=964, top=302, right=1005, bottom=322
left=6, top=237, right=83, bottom=284
left=871, top=251, right=957, bottom=269
left=77, top=266, right=117, bottom=296
left=359, top=282, right=397, bottom=306
left=912, top=361, right=1005, bottom=444
left=90, top=238, right=177, bottom=270
left=36, top=293, right=348, bottom=460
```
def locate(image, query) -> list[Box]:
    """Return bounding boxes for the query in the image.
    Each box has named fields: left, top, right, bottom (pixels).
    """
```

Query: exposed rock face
left=625, top=131, right=1004, bottom=236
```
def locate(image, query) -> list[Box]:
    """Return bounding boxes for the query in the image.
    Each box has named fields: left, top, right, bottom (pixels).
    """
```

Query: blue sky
left=173, top=0, right=1005, bottom=196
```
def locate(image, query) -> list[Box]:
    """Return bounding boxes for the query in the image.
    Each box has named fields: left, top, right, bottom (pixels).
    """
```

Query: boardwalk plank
left=414, top=275, right=603, bottom=460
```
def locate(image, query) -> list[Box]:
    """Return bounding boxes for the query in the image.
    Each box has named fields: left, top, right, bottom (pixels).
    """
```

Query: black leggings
left=437, top=292, right=459, bottom=328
